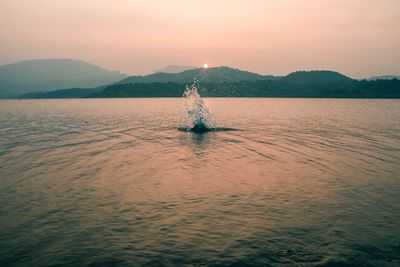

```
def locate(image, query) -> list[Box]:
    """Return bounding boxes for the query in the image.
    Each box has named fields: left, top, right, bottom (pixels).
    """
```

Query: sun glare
left=203, top=63, right=208, bottom=69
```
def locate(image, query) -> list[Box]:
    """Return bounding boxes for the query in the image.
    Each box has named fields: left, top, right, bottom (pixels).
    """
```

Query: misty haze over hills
left=0, top=58, right=399, bottom=99
left=0, top=59, right=127, bottom=98
left=154, top=65, right=196, bottom=74
left=367, top=75, right=400, bottom=81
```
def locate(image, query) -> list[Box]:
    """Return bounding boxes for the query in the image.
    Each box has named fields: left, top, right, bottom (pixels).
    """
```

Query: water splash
left=182, top=77, right=213, bottom=133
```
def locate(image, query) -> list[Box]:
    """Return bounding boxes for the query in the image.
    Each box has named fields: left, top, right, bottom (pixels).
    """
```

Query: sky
left=0, top=0, right=399, bottom=78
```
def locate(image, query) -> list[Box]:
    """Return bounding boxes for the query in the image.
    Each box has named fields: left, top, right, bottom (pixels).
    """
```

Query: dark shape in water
left=190, top=120, right=213, bottom=133
left=177, top=126, right=238, bottom=133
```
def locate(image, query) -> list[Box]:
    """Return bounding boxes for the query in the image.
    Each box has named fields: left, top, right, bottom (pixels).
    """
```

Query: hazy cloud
left=1, top=0, right=399, bottom=77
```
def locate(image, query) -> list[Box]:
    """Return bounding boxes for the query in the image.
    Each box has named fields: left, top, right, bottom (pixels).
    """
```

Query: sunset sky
left=1, top=0, right=399, bottom=77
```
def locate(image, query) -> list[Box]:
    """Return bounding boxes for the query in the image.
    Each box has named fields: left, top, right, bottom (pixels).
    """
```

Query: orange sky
left=1, top=0, right=399, bottom=77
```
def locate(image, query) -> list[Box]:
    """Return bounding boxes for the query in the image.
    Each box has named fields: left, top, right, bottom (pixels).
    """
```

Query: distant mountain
left=0, top=59, right=127, bottom=98
left=154, top=65, right=196, bottom=73
left=282, top=70, right=352, bottom=83
left=118, top=66, right=277, bottom=85
left=20, top=68, right=400, bottom=99
left=367, top=75, right=400, bottom=81
left=20, top=87, right=103, bottom=99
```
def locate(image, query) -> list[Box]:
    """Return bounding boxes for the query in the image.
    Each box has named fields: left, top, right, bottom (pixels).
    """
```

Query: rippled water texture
left=0, top=99, right=399, bottom=266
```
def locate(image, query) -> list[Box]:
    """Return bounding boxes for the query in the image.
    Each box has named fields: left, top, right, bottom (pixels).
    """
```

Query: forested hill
left=19, top=68, right=400, bottom=99
left=116, top=66, right=276, bottom=84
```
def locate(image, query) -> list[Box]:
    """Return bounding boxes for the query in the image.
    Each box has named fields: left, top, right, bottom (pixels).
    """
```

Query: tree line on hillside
left=82, top=78, right=400, bottom=98
left=19, top=70, right=400, bottom=99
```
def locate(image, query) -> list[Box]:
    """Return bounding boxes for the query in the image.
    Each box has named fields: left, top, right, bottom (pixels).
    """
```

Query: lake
left=0, top=98, right=399, bottom=266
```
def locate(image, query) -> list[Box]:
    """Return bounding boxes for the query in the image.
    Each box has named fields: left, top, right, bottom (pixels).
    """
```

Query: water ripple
left=0, top=99, right=399, bottom=266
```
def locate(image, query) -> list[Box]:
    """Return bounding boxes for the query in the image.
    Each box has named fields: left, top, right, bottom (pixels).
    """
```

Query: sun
left=203, top=63, right=208, bottom=69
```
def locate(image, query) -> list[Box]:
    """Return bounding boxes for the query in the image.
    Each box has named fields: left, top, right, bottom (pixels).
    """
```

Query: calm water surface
left=0, top=98, right=399, bottom=266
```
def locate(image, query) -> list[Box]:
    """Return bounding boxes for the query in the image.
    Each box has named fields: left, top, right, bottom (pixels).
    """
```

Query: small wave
left=177, top=127, right=239, bottom=133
